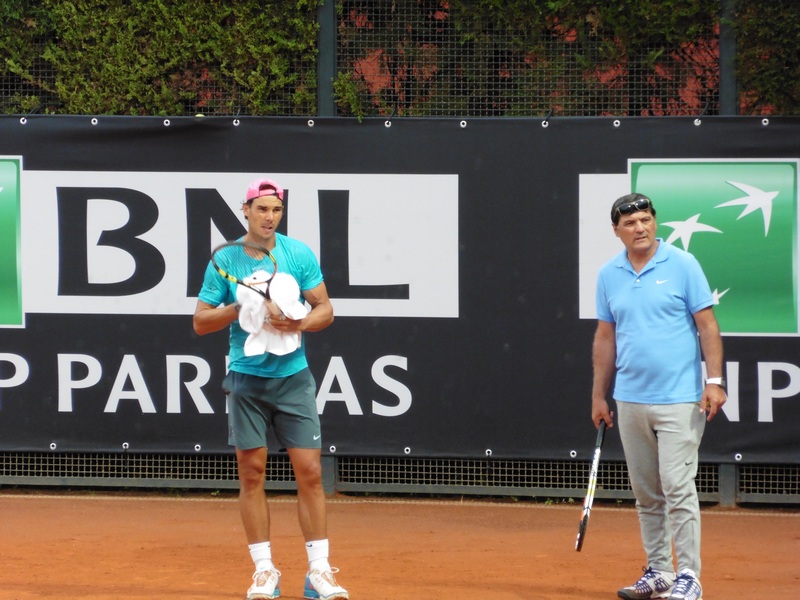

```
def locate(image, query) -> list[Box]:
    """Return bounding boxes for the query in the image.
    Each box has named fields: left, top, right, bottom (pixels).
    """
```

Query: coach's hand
left=700, top=384, right=727, bottom=421
left=591, top=398, right=614, bottom=430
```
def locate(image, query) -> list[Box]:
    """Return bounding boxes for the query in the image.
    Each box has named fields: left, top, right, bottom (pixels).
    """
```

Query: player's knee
left=236, top=458, right=267, bottom=487
left=292, top=460, right=322, bottom=486
left=238, top=469, right=266, bottom=493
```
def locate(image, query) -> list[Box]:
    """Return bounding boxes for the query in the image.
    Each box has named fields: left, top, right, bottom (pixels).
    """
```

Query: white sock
left=305, top=538, right=331, bottom=572
left=249, top=541, right=275, bottom=572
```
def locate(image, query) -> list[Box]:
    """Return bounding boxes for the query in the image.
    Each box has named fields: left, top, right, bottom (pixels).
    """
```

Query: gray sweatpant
left=617, top=400, right=706, bottom=576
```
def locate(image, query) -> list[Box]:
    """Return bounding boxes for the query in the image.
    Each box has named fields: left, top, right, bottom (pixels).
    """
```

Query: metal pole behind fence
left=719, top=0, right=737, bottom=115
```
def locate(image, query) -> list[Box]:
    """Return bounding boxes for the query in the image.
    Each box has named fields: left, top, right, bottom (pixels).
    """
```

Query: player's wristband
left=706, top=376, right=726, bottom=391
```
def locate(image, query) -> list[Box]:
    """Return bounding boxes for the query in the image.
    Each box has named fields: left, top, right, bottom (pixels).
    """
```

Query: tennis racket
left=210, top=241, right=278, bottom=300
left=575, top=420, right=607, bottom=552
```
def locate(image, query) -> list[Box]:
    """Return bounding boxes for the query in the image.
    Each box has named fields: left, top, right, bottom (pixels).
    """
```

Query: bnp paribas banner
left=580, top=159, right=799, bottom=335
left=1, top=116, right=799, bottom=464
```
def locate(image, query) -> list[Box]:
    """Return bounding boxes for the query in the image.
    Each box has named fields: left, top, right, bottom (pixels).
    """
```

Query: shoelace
left=311, top=568, right=343, bottom=590
left=633, top=567, right=658, bottom=593
left=253, top=570, right=280, bottom=587
left=671, top=574, right=694, bottom=596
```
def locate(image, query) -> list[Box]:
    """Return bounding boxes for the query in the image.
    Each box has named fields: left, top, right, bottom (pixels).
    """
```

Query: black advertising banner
left=0, top=115, right=798, bottom=464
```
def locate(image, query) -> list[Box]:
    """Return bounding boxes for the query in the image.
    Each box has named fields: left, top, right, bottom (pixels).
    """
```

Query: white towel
left=269, top=273, right=310, bottom=320
left=236, top=271, right=304, bottom=356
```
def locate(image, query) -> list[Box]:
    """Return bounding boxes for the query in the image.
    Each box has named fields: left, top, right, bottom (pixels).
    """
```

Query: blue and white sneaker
left=668, top=568, right=702, bottom=600
left=618, top=566, right=676, bottom=599
left=303, top=567, right=348, bottom=600
left=247, top=569, right=281, bottom=600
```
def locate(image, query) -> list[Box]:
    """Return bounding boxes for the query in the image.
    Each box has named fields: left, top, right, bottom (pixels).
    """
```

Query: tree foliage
left=0, top=1, right=799, bottom=117
left=0, top=0, right=321, bottom=115
left=734, top=0, right=800, bottom=114
left=334, top=0, right=722, bottom=117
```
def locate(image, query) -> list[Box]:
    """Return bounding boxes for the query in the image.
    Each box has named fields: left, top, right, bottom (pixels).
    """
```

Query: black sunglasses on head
left=615, top=197, right=652, bottom=216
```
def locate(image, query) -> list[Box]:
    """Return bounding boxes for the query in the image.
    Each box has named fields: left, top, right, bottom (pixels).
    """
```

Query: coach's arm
left=591, top=319, right=616, bottom=430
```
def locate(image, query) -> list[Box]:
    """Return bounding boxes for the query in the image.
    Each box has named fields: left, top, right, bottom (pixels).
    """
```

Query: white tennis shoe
left=247, top=568, right=281, bottom=600
left=668, top=568, right=702, bottom=600
left=303, top=567, right=349, bottom=600
left=618, top=566, right=676, bottom=599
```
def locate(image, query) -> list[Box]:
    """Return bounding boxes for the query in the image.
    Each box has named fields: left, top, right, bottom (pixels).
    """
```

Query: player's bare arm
left=193, top=300, right=238, bottom=336
left=694, top=305, right=727, bottom=420
left=591, top=320, right=617, bottom=428
left=268, top=282, right=334, bottom=334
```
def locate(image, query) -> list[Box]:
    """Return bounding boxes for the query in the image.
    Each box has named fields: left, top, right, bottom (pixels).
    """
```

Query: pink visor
left=245, top=178, right=284, bottom=202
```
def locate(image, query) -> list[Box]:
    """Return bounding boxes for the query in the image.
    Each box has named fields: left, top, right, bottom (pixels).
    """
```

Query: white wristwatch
left=706, top=376, right=726, bottom=390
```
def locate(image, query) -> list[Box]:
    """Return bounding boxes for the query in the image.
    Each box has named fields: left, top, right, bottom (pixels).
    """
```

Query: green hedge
left=1, top=0, right=799, bottom=116
left=734, top=0, right=800, bottom=114
left=0, top=0, right=321, bottom=115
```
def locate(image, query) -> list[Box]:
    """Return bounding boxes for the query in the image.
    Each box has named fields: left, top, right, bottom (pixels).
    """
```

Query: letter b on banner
left=57, top=187, right=166, bottom=295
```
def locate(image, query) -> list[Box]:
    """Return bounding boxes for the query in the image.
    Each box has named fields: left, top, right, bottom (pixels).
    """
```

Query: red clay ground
left=1, top=491, right=798, bottom=599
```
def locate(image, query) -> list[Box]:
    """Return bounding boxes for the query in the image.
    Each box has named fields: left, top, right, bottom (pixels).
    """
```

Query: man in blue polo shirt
left=591, top=193, right=727, bottom=600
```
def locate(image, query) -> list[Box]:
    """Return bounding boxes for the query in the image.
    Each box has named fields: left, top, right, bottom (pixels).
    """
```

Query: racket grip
left=595, top=420, right=607, bottom=446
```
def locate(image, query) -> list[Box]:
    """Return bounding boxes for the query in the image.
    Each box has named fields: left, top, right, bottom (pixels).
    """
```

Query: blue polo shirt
left=198, top=233, right=324, bottom=378
left=596, top=239, right=714, bottom=404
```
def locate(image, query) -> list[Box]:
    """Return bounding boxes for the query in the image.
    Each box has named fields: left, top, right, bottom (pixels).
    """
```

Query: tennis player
left=193, top=178, right=348, bottom=600
left=591, top=193, right=726, bottom=600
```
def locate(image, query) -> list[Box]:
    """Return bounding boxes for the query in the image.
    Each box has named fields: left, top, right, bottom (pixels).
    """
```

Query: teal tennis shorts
left=223, top=368, right=321, bottom=450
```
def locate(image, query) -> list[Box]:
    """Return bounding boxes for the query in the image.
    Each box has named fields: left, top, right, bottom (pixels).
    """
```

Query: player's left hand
left=266, top=314, right=304, bottom=332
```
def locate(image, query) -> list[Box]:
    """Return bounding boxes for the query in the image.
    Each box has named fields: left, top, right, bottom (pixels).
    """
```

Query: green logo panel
left=0, top=158, right=22, bottom=327
left=632, top=160, right=798, bottom=334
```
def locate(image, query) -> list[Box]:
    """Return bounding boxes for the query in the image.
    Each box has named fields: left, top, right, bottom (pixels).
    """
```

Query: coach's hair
left=610, top=192, right=656, bottom=225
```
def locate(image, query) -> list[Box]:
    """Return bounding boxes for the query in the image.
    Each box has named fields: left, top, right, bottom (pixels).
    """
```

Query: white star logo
left=715, top=180, right=778, bottom=236
left=711, top=287, right=730, bottom=305
left=661, top=214, right=722, bottom=251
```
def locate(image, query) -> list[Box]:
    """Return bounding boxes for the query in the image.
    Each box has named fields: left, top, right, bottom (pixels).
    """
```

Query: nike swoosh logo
left=313, top=434, right=321, bottom=440
left=656, top=279, right=669, bottom=284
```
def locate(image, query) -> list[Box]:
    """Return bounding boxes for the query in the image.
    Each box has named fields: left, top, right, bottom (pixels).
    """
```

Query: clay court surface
left=1, top=490, right=798, bottom=599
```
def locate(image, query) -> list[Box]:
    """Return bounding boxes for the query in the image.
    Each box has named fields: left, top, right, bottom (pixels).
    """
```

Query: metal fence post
left=718, top=463, right=738, bottom=507
left=719, top=0, right=737, bottom=115
left=321, top=455, right=337, bottom=495
left=317, top=0, right=337, bottom=117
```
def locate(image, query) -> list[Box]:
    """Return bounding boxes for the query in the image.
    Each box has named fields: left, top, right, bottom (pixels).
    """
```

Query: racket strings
left=213, top=243, right=276, bottom=284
